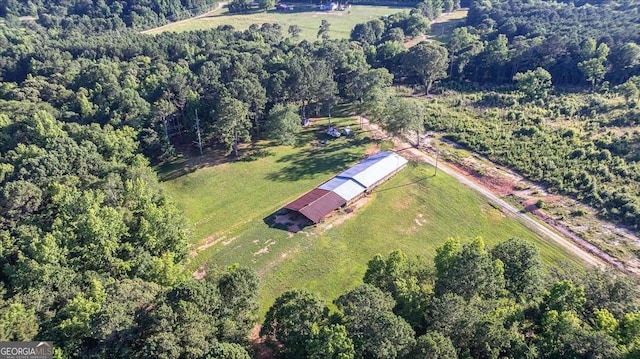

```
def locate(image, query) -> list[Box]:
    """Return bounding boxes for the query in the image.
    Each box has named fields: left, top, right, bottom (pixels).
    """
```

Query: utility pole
left=434, top=150, right=440, bottom=176
left=195, top=109, right=203, bottom=155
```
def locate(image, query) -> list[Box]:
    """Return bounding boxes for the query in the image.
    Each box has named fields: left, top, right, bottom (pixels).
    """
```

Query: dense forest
left=461, top=0, right=640, bottom=85
left=0, top=4, right=422, bottom=356
left=0, top=0, right=219, bottom=30
left=0, top=0, right=640, bottom=356
left=261, top=238, right=640, bottom=359
left=0, top=110, right=259, bottom=357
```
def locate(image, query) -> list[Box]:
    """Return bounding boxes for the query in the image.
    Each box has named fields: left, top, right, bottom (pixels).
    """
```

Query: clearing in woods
left=159, top=117, right=586, bottom=316
left=143, top=5, right=414, bottom=41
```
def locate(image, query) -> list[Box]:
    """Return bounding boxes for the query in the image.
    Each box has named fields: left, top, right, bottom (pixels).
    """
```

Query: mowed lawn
left=160, top=118, right=585, bottom=316
left=160, top=117, right=368, bottom=241
left=145, top=5, right=413, bottom=41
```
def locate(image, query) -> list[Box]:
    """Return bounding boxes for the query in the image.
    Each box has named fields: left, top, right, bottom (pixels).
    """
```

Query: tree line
left=0, top=22, right=404, bottom=162
left=457, top=0, right=640, bottom=85
left=0, top=0, right=219, bottom=31
left=261, top=238, right=640, bottom=358
left=0, top=0, right=639, bottom=356
left=0, top=109, right=263, bottom=357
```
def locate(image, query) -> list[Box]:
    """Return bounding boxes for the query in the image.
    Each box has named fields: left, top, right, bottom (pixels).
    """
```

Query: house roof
left=335, top=151, right=408, bottom=188
left=284, top=188, right=347, bottom=223
left=318, top=177, right=366, bottom=202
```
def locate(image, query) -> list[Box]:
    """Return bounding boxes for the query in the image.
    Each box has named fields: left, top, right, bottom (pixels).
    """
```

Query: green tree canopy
left=491, top=238, right=543, bottom=300
left=265, top=103, right=300, bottom=146
left=402, top=41, right=449, bottom=95
left=335, top=284, right=416, bottom=359
left=261, top=290, right=329, bottom=358
left=513, top=67, right=553, bottom=101
left=434, top=237, right=505, bottom=300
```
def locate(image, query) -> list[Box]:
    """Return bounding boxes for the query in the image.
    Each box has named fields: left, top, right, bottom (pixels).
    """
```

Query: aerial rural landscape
left=0, top=0, right=639, bottom=357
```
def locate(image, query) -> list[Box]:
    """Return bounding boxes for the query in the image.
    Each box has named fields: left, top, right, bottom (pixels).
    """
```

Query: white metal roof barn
left=335, top=151, right=408, bottom=189
left=318, top=177, right=367, bottom=202
left=284, top=151, right=408, bottom=223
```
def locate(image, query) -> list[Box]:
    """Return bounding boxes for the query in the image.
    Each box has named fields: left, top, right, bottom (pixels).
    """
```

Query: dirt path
left=141, top=2, right=227, bottom=34
left=361, top=117, right=622, bottom=270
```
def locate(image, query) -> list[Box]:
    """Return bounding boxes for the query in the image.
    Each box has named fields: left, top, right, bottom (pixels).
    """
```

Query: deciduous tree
left=434, top=237, right=505, bottom=300
left=214, top=96, right=250, bottom=156
left=513, top=67, right=553, bottom=101
left=265, top=103, right=300, bottom=145
left=335, top=285, right=415, bottom=359
left=409, top=331, right=457, bottom=359
left=261, top=290, right=328, bottom=358
left=491, top=238, right=543, bottom=300
left=402, top=42, right=449, bottom=95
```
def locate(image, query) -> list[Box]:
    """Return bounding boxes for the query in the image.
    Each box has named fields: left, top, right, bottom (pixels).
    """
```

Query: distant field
left=144, top=5, right=413, bottom=41
left=159, top=117, right=585, bottom=316
left=404, top=8, right=468, bottom=47
left=427, top=8, right=468, bottom=43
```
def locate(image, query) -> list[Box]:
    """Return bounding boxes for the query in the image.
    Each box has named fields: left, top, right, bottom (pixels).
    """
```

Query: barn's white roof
left=319, top=177, right=366, bottom=202
left=336, top=151, right=408, bottom=189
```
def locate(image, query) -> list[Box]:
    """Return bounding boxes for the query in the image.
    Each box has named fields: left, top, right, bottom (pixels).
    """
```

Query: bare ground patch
left=250, top=324, right=277, bottom=359
left=254, top=239, right=277, bottom=256
left=193, top=265, right=207, bottom=279
left=189, top=234, right=228, bottom=257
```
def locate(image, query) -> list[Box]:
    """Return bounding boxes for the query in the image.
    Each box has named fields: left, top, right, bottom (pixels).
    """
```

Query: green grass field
left=145, top=5, right=413, bottom=41
left=160, top=117, right=367, bottom=241
left=160, top=117, right=585, bottom=316
left=427, top=9, right=468, bottom=43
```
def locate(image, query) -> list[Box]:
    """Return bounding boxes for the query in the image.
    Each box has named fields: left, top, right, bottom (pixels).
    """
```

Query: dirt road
left=362, top=118, right=613, bottom=269
left=140, top=2, right=227, bottom=34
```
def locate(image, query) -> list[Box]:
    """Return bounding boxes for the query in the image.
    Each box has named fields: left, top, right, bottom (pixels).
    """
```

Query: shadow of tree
left=266, top=137, right=370, bottom=182
left=263, top=209, right=314, bottom=233
left=157, top=142, right=276, bottom=181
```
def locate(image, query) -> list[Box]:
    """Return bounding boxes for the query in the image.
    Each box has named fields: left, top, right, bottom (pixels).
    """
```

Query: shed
left=284, top=189, right=347, bottom=224
left=318, top=177, right=366, bottom=202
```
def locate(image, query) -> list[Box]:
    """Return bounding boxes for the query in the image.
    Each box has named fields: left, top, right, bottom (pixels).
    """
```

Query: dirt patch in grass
left=190, top=234, right=227, bottom=256
left=193, top=265, right=207, bottom=279
left=255, top=239, right=277, bottom=256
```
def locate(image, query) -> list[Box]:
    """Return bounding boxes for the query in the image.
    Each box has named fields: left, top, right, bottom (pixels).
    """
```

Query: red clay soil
left=250, top=325, right=276, bottom=359
left=360, top=116, right=638, bottom=274
left=439, top=153, right=631, bottom=273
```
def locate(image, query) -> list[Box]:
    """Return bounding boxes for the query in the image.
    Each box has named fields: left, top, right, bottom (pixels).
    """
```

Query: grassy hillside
left=144, top=5, right=413, bottom=41
left=159, top=117, right=585, bottom=315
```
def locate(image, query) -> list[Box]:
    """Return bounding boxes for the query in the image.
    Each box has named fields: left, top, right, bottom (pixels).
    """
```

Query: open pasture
left=144, top=4, right=413, bottom=41
left=159, top=117, right=585, bottom=314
